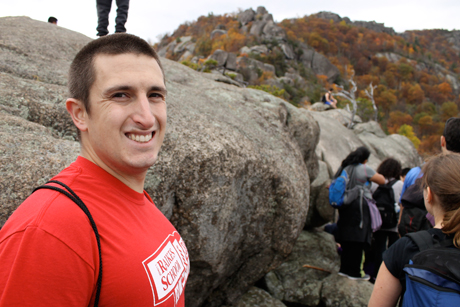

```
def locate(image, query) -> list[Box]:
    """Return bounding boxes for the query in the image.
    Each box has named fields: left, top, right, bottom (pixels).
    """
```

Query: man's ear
left=66, top=98, right=88, bottom=132
left=440, top=135, right=446, bottom=149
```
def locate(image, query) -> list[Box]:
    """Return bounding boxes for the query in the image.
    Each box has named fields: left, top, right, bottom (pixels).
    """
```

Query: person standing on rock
left=96, top=0, right=129, bottom=36
left=0, top=34, right=189, bottom=306
left=335, top=146, right=385, bottom=280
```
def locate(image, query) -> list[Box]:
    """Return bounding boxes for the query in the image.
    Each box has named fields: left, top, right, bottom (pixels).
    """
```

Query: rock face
left=310, top=111, right=421, bottom=173
left=235, top=287, right=286, bottom=307
left=264, top=229, right=374, bottom=306
left=0, top=15, right=423, bottom=307
left=265, top=230, right=342, bottom=306
left=300, top=46, right=340, bottom=83
left=0, top=16, right=320, bottom=307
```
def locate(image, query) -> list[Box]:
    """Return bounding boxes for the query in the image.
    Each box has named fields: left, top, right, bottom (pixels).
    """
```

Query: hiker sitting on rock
left=322, top=88, right=337, bottom=109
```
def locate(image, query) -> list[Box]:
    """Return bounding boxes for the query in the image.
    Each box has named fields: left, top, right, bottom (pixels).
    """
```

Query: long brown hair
left=421, top=153, right=460, bottom=247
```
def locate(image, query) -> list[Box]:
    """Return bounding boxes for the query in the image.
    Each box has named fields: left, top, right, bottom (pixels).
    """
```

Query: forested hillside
left=155, top=8, right=460, bottom=156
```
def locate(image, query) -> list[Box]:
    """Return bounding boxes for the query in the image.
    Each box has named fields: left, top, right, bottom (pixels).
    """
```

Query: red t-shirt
left=0, top=157, right=189, bottom=306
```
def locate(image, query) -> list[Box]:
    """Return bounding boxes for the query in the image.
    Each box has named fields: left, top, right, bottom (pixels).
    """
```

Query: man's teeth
left=128, top=133, right=152, bottom=143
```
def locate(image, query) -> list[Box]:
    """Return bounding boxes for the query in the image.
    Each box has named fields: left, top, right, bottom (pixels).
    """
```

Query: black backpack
left=398, top=179, right=432, bottom=236
left=321, top=94, right=327, bottom=102
left=373, top=179, right=398, bottom=229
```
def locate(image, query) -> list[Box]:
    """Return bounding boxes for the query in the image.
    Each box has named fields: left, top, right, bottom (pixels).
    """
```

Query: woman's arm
left=370, top=173, right=385, bottom=185
left=368, top=262, right=402, bottom=307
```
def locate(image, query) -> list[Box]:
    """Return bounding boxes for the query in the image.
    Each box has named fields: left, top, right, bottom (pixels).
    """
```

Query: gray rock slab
left=209, top=49, right=228, bottom=67
left=321, top=274, right=374, bottom=307
left=235, top=287, right=286, bottom=307
left=0, top=16, right=90, bottom=86
left=238, top=8, right=256, bottom=25
left=265, top=230, right=340, bottom=306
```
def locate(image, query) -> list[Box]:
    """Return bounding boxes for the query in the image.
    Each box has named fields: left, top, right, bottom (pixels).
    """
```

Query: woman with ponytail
left=369, top=153, right=460, bottom=306
left=335, top=146, right=385, bottom=280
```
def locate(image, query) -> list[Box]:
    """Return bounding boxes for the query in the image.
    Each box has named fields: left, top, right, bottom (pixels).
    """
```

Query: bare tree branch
left=336, top=70, right=358, bottom=129
left=364, top=82, right=378, bottom=122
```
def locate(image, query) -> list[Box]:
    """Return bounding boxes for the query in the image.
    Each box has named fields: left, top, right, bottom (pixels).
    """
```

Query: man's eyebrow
left=149, top=86, right=168, bottom=96
left=102, top=85, right=168, bottom=96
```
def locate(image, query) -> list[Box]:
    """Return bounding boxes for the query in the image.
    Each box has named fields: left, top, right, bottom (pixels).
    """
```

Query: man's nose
left=132, top=96, right=155, bottom=128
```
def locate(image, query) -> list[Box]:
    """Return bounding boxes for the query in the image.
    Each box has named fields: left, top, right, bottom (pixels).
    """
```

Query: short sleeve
left=383, top=236, right=419, bottom=281
left=0, top=227, right=95, bottom=306
left=365, top=164, right=376, bottom=180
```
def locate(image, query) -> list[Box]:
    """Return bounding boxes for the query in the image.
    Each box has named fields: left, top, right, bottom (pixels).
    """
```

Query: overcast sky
left=2, top=0, right=459, bottom=43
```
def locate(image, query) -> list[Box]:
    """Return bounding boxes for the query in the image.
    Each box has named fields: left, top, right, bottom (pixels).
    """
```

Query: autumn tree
left=387, top=111, right=413, bottom=134
left=440, top=101, right=459, bottom=122
left=398, top=124, right=421, bottom=149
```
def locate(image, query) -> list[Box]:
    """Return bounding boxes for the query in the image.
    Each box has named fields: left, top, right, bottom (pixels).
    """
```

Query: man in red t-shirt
left=0, top=34, right=189, bottom=306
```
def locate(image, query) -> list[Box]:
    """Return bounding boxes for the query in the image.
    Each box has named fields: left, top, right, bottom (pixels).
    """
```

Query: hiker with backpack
left=333, top=146, right=385, bottom=280
left=322, top=88, right=337, bottom=109
left=370, top=158, right=403, bottom=279
left=398, top=117, right=460, bottom=237
left=369, top=153, right=460, bottom=306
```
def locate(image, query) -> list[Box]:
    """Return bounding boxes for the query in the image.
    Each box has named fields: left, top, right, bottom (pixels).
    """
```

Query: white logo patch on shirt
left=143, top=231, right=190, bottom=306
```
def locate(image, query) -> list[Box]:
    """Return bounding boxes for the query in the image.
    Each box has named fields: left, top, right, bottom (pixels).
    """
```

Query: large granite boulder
left=354, top=121, right=422, bottom=169
left=300, top=47, right=340, bottom=83
left=0, top=17, right=320, bottom=307
left=238, top=8, right=256, bottom=25
left=235, top=287, right=286, bottom=307
left=305, top=160, right=334, bottom=228
left=321, top=274, right=374, bottom=307
left=309, top=110, right=421, bottom=172
left=264, top=229, right=374, bottom=306
left=265, top=230, right=341, bottom=306
left=236, top=56, right=276, bottom=84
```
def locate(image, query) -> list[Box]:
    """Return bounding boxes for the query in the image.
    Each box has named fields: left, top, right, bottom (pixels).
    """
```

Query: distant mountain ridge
left=156, top=6, right=460, bottom=156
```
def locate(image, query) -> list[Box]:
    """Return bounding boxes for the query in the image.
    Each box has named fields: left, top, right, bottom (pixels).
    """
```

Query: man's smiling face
left=80, top=53, right=167, bottom=180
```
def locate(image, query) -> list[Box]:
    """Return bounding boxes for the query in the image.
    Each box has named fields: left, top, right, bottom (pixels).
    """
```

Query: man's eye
left=149, top=93, right=165, bottom=99
left=113, top=93, right=128, bottom=98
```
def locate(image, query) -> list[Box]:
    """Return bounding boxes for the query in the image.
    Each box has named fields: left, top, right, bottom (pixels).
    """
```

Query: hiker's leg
left=115, top=0, right=130, bottom=33
left=373, top=231, right=387, bottom=277
left=96, top=0, right=112, bottom=36
left=340, top=241, right=364, bottom=277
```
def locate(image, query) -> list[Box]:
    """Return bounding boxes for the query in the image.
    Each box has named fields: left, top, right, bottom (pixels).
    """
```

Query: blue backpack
left=329, top=168, right=349, bottom=208
left=402, top=231, right=460, bottom=306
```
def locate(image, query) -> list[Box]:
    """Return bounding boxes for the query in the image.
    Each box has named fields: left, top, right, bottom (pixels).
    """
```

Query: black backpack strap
left=33, top=180, right=102, bottom=307
left=406, top=230, right=434, bottom=252
left=387, top=179, right=398, bottom=187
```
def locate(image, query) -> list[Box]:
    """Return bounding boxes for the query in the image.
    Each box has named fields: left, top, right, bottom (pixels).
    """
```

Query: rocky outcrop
left=300, top=46, right=340, bottom=83
left=0, top=16, right=321, bottom=307
left=235, top=287, right=287, bottom=307
left=264, top=230, right=373, bottom=306
left=1, top=15, right=423, bottom=307
left=352, top=20, right=396, bottom=35
left=310, top=110, right=421, bottom=173
left=314, top=11, right=395, bottom=36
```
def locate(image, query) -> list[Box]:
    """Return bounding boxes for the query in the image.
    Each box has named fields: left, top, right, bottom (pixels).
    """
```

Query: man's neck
left=79, top=151, right=146, bottom=193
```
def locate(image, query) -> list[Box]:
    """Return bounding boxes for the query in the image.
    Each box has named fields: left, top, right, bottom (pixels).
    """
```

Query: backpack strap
left=33, top=180, right=102, bottom=307
left=387, top=179, right=398, bottom=187
left=406, top=230, right=434, bottom=252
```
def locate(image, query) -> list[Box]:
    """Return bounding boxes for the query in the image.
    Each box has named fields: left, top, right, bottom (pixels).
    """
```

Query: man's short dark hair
left=48, top=17, right=58, bottom=23
left=443, top=117, right=460, bottom=153
left=69, top=33, right=164, bottom=115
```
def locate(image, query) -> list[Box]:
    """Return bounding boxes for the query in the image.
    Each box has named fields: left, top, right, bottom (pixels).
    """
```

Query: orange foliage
left=407, top=84, right=425, bottom=104
left=317, top=74, right=329, bottom=87
left=418, top=135, right=441, bottom=155
left=387, top=111, right=413, bottom=134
